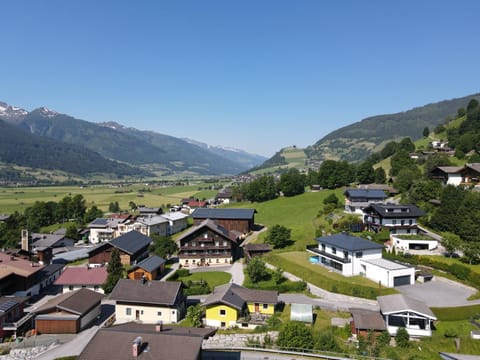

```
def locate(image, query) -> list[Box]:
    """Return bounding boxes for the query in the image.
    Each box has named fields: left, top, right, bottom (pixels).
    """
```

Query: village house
left=0, top=251, right=45, bottom=297
left=78, top=322, right=215, bottom=360
left=176, top=219, right=240, bottom=268
left=215, top=188, right=233, bottom=204
left=244, top=243, right=272, bottom=263
left=378, top=294, right=437, bottom=337
left=204, top=283, right=278, bottom=329
left=88, top=230, right=151, bottom=266
left=363, top=204, right=426, bottom=235
left=130, top=215, right=169, bottom=237
left=127, top=255, right=166, bottom=281
left=307, top=233, right=415, bottom=287
left=161, top=211, right=189, bottom=235
left=33, top=288, right=103, bottom=334
left=109, top=279, right=185, bottom=324
left=344, top=189, right=388, bottom=214
left=191, top=208, right=256, bottom=234
left=0, top=296, right=31, bottom=340
left=349, top=307, right=387, bottom=338
left=54, top=266, right=107, bottom=294
left=430, top=163, right=480, bottom=186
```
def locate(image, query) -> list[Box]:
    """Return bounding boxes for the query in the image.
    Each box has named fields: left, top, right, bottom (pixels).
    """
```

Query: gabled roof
left=245, top=243, right=272, bottom=252
left=315, top=233, right=384, bottom=252
left=31, top=233, right=72, bottom=248
left=350, top=308, right=386, bottom=331
left=344, top=189, right=388, bottom=200
left=110, top=230, right=152, bottom=255
left=191, top=208, right=256, bottom=220
left=54, top=266, right=107, bottom=286
left=34, top=288, right=103, bottom=316
left=129, top=255, right=166, bottom=273
left=363, top=204, right=426, bottom=218
left=109, top=279, right=182, bottom=306
left=176, top=219, right=238, bottom=243
left=464, top=163, right=480, bottom=173
left=377, top=294, right=437, bottom=320
left=79, top=323, right=205, bottom=360
left=434, top=166, right=463, bottom=174
left=161, top=212, right=189, bottom=221
left=0, top=252, right=45, bottom=279
left=204, top=283, right=277, bottom=309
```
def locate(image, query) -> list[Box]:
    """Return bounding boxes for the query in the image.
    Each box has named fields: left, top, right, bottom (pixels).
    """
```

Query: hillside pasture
left=0, top=182, right=221, bottom=213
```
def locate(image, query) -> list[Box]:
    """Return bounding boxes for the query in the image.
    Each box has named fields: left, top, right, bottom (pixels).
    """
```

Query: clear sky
left=1, top=1, right=479, bottom=157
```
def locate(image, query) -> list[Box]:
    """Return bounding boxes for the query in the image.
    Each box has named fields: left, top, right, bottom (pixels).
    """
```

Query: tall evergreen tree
left=103, top=248, right=124, bottom=294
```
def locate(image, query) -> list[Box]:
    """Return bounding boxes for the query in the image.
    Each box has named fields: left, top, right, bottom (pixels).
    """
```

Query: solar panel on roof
left=0, top=300, right=18, bottom=313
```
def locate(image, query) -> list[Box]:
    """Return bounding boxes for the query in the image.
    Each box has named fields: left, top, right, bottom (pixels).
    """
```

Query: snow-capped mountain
left=0, top=101, right=28, bottom=120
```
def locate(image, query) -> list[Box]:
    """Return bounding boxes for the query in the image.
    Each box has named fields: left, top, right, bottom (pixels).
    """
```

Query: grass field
left=0, top=182, right=222, bottom=213
left=175, top=271, right=231, bottom=289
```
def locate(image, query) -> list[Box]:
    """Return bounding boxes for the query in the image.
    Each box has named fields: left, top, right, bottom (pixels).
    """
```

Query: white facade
left=62, top=284, right=105, bottom=294
left=446, top=173, right=462, bottom=186
left=391, top=235, right=438, bottom=252
left=360, top=258, right=415, bottom=288
left=115, top=303, right=180, bottom=324
left=162, top=212, right=189, bottom=235
left=88, top=227, right=114, bottom=244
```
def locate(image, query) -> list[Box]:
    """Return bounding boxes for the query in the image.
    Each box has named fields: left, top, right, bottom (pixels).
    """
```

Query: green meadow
left=0, top=182, right=221, bottom=213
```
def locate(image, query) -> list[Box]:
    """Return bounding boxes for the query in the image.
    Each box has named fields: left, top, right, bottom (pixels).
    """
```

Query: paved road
left=397, top=276, right=480, bottom=307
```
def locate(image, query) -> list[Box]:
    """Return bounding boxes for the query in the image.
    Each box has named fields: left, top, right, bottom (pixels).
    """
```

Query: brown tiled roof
left=34, top=288, right=103, bottom=316
left=78, top=323, right=205, bottom=360
left=0, top=252, right=44, bottom=280
left=54, top=266, right=107, bottom=286
left=350, top=308, right=386, bottom=331
left=109, top=279, right=182, bottom=306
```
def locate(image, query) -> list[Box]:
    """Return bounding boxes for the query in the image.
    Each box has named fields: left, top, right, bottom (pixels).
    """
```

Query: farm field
left=0, top=182, right=223, bottom=213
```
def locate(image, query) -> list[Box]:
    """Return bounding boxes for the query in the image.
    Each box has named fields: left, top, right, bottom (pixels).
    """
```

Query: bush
left=395, top=327, right=410, bottom=348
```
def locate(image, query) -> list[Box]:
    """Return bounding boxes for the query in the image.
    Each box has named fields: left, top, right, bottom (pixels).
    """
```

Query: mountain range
left=0, top=102, right=267, bottom=179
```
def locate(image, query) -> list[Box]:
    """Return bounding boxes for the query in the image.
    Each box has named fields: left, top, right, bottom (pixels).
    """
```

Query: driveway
left=397, top=277, right=480, bottom=307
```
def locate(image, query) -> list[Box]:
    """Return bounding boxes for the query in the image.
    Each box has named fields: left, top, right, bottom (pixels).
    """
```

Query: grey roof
left=204, top=283, right=277, bottom=309
left=110, top=230, right=152, bottom=255
left=361, top=258, right=411, bottom=271
left=344, top=189, right=388, bottom=200
left=191, top=208, right=256, bottom=220
left=79, top=324, right=204, bottom=360
left=109, top=279, right=182, bottom=306
left=176, top=219, right=237, bottom=244
left=136, top=215, right=168, bottom=226
left=245, top=243, right=272, bottom=252
left=350, top=308, right=386, bottom=331
left=315, top=233, right=384, bottom=252
left=377, top=294, right=437, bottom=320
left=34, top=288, right=103, bottom=316
left=465, top=163, right=480, bottom=173
left=31, top=233, right=73, bottom=248
left=88, top=218, right=108, bottom=227
left=363, top=204, right=426, bottom=218
left=0, top=214, right=10, bottom=221
left=132, top=255, right=166, bottom=273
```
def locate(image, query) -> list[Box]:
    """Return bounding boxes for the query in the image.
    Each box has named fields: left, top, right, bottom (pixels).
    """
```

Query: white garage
left=360, top=258, right=415, bottom=288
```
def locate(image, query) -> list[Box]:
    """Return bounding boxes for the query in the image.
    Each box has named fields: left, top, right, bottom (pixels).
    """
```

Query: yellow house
left=204, top=283, right=277, bottom=329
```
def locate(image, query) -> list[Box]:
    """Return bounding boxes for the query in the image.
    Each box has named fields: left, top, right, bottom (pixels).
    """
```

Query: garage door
left=393, top=275, right=411, bottom=287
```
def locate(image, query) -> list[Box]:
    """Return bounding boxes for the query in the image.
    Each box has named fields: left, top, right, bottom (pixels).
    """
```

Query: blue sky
left=1, top=1, right=479, bottom=157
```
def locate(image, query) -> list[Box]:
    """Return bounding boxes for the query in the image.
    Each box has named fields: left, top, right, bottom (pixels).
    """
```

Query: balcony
left=306, top=245, right=351, bottom=263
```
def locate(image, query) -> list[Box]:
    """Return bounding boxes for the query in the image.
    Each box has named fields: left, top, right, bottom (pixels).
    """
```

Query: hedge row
left=384, top=252, right=480, bottom=289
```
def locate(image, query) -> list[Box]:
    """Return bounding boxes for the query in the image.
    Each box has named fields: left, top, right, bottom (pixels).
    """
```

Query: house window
left=172, top=310, right=175, bottom=315
left=332, top=247, right=336, bottom=254
left=141, top=310, right=144, bottom=315
left=355, top=252, right=363, bottom=258
left=343, top=251, right=348, bottom=259
left=221, top=322, right=226, bottom=327
left=409, top=219, right=413, bottom=225
left=126, top=308, right=132, bottom=316
left=215, top=241, right=220, bottom=246
left=392, top=229, right=397, bottom=234
left=392, top=219, right=397, bottom=225
left=185, top=259, right=189, bottom=264
left=216, top=259, right=219, bottom=263
left=223, top=240, right=228, bottom=246
left=407, top=229, right=411, bottom=234
left=401, top=220, right=405, bottom=226
left=263, top=304, right=268, bottom=309
left=219, top=309, right=226, bottom=316
left=94, top=286, right=99, bottom=291
left=157, top=311, right=162, bottom=316
left=321, top=243, right=326, bottom=251
left=192, top=241, right=196, bottom=247
left=68, top=285, right=74, bottom=291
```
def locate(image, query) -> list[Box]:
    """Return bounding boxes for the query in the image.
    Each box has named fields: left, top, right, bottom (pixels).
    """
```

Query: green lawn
left=0, top=182, right=225, bottom=213
left=176, top=271, right=231, bottom=289
left=265, top=252, right=397, bottom=299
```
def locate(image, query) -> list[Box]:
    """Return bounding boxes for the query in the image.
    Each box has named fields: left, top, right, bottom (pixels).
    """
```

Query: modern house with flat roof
left=308, top=233, right=414, bottom=287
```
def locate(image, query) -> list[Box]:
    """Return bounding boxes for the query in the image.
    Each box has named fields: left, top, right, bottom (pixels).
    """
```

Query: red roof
left=187, top=201, right=207, bottom=208
left=54, top=266, right=107, bottom=286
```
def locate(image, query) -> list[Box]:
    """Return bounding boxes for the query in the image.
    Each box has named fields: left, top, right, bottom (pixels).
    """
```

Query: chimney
left=132, top=336, right=142, bottom=357
left=155, top=320, right=163, bottom=332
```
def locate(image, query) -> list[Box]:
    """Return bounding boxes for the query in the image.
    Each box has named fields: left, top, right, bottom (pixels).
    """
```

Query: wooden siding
left=36, top=318, right=79, bottom=334
left=127, top=268, right=160, bottom=281
left=193, top=218, right=253, bottom=233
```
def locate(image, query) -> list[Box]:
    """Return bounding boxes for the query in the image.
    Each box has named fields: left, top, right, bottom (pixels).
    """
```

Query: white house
left=161, top=211, right=189, bottom=235
left=363, top=204, right=426, bottom=235
left=344, top=189, right=388, bottom=214
left=131, top=215, right=169, bottom=237
left=308, top=233, right=415, bottom=287
left=378, top=294, right=437, bottom=337
left=430, top=166, right=463, bottom=186
left=390, top=234, right=438, bottom=252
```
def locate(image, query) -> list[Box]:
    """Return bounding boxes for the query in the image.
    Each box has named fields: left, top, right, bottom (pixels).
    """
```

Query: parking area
left=397, top=277, right=480, bottom=307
